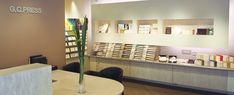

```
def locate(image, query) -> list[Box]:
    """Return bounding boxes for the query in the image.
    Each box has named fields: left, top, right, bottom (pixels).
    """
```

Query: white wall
left=230, top=0, right=234, bottom=49
left=92, top=0, right=229, bottom=49
left=0, top=0, right=65, bottom=69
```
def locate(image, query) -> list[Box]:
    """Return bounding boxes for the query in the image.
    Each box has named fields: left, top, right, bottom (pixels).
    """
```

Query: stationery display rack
left=65, top=18, right=87, bottom=60
left=112, top=43, right=123, bottom=58
left=92, top=42, right=161, bottom=61
left=122, top=44, right=134, bottom=59
left=93, top=42, right=109, bottom=57
left=133, top=45, right=146, bottom=60
left=145, top=45, right=160, bottom=61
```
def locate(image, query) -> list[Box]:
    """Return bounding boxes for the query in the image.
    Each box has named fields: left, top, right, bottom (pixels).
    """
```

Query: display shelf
left=133, top=45, right=146, bottom=60
left=112, top=43, right=123, bottom=58
left=91, top=56, right=234, bottom=71
left=122, top=44, right=133, bottom=59
left=93, top=42, right=109, bottom=57
left=117, top=20, right=133, bottom=33
left=96, top=20, right=111, bottom=33
left=145, top=45, right=160, bottom=61
left=137, top=19, right=158, bottom=34
left=163, top=19, right=214, bottom=35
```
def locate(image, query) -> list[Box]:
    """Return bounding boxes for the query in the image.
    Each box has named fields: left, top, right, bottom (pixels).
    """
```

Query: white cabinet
left=173, top=66, right=228, bottom=91
left=90, top=57, right=233, bottom=94
left=130, top=62, right=172, bottom=83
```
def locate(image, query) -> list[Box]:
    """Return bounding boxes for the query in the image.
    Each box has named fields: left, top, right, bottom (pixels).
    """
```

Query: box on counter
left=217, top=62, right=223, bottom=68
left=169, top=55, right=177, bottom=63
left=209, top=55, right=215, bottom=61
left=159, top=55, right=167, bottom=62
left=229, top=56, right=234, bottom=63
left=231, top=63, right=234, bottom=69
left=209, top=60, right=217, bottom=67
left=222, top=62, right=231, bottom=68
left=222, top=55, right=229, bottom=62
left=195, top=59, right=204, bottom=66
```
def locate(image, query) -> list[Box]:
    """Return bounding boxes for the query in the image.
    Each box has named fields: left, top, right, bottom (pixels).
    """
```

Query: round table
left=52, top=70, right=124, bottom=95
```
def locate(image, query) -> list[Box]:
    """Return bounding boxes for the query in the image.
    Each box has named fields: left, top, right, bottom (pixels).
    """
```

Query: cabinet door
left=130, top=62, right=173, bottom=83
left=90, top=57, right=98, bottom=71
left=97, top=58, right=130, bottom=76
left=173, top=66, right=227, bottom=91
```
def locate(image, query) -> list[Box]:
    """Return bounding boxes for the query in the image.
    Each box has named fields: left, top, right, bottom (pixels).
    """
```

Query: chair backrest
left=29, top=55, right=47, bottom=64
left=100, top=67, right=123, bottom=83
left=63, top=62, right=80, bottom=73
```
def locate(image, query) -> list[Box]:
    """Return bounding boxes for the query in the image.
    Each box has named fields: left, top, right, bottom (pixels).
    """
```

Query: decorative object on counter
left=70, top=16, right=88, bottom=94
left=159, top=55, right=167, bottom=62
left=168, top=55, right=177, bottom=63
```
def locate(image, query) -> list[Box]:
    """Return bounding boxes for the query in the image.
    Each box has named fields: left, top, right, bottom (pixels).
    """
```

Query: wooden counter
left=52, top=70, right=124, bottom=95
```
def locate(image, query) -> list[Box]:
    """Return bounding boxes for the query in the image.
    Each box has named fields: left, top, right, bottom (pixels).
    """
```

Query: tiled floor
left=123, top=81, right=202, bottom=95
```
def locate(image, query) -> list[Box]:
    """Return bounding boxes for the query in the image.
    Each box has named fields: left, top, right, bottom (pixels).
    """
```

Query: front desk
left=0, top=64, right=52, bottom=95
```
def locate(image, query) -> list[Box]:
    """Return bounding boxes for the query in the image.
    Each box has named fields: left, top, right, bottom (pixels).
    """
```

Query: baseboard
left=123, top=76, right=230, bottom=95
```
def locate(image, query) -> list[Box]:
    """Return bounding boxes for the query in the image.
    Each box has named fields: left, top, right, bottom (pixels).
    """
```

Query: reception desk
left=52, top=70, right=124, bottom=95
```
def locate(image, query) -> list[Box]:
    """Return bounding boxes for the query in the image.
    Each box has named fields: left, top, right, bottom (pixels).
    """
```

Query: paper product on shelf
left=231, top=63, right=234, bottom=68
left=98, top=24, right=109, bottom=33
left=151, top=24, right=158, bottom=33
left=66, top=54, right=70, bottom=59
left=229, top=56, right=234, bottom=62
left=138, top=25, right=151, bottom=34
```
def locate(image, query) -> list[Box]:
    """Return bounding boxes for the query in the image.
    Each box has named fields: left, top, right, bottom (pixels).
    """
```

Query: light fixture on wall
left=92, top=0, right=147, bottom=4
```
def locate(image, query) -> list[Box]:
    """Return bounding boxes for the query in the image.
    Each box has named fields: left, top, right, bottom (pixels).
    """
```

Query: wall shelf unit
left=137, top=19, right=158, bottom=34
left=163, top=19, right=214, bottom=35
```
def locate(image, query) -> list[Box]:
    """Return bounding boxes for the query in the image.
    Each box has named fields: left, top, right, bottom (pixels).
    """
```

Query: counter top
left=52, top=70, right=124, bottom=95
left=91, top=56, right=234, bottom=71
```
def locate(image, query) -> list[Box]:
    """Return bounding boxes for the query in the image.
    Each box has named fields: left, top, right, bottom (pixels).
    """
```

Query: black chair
left=63, top=62, right=80, bottom=73
left=85, top=70, right=101, bottom=76
left=99, top=67, right=123, bottom=83
left=29, top=55, right=58, bottom=70
left=86, top=67, right=124, bottom=95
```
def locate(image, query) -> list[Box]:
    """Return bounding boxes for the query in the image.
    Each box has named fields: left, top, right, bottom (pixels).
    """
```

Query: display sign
left=9, top=5, right=42, bottom=14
